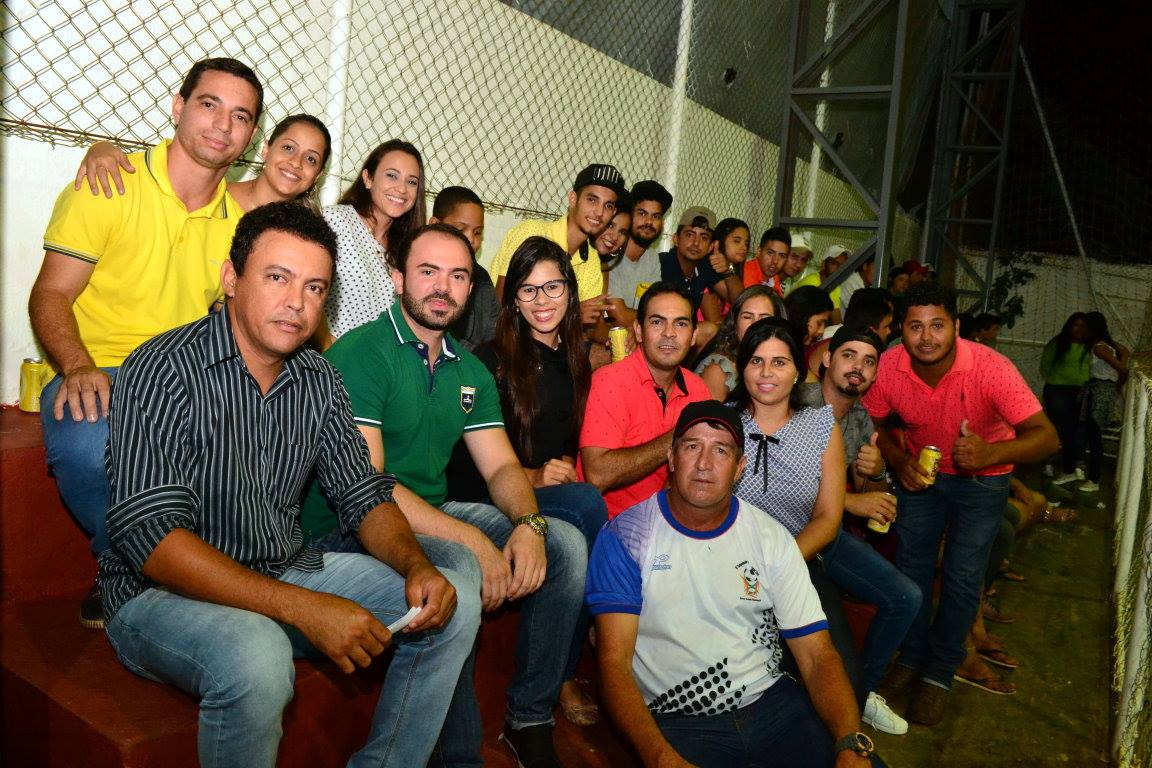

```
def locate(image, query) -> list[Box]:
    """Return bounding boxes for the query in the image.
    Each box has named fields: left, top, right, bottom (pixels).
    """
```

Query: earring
left=793, top=376, right=799, bottom=384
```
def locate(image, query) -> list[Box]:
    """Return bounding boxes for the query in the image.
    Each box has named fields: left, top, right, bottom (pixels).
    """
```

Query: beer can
left=608, top=326, right=629, bottom=362
left=19, top=357, right=50, bottom=413
left=918, top=445, right=942, bottom=485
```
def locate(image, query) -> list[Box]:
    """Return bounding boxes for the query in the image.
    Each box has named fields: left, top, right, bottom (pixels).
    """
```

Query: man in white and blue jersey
left=587, top=400, right=883, bottom=768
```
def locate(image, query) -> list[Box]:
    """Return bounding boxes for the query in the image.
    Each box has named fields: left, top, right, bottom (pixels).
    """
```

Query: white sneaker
left=1052, top=472, right=1079, bottom=486
left=1078, top=480, right=1100, bottom=493
left=863, top=691, right=909, bottom=735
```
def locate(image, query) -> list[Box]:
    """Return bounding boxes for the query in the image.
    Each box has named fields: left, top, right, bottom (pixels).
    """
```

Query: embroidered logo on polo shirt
left=460, top=385, right=476, bottom=413
left=651, top=553, right=672, bottom=571
left=736, top=560, right=762, bottom=601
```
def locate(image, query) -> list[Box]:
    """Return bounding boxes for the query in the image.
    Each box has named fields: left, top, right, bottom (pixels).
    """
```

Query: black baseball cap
left=827, top=325, right=883, bottom=357
left=673, top=401, right=744, bottom=446
left=574, top=164, right=628, bottom=201
left=630, top=179, right=673, bottom=211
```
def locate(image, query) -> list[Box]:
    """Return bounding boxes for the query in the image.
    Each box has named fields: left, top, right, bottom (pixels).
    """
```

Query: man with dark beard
left=301, top=223, right=586, bottom=767
left=798, top=326, right=921, bottom=736
left=604, top=180, right=674, bottom=312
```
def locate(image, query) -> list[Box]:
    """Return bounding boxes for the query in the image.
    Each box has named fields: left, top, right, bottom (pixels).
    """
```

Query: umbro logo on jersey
left=651, top=553, right=672, bottom=571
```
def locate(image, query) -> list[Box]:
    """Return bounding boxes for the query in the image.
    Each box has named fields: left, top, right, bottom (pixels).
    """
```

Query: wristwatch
left=513, top=513, right=549, bottom=538
left=833, top=731, right=874, bottom=757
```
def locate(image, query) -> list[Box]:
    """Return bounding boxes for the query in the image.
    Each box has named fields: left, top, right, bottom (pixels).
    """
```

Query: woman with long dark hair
left=447, top=236, right=608, bottom=726
left=318, top=139, right=426, bottom=346
left=1079, top=311, right=1130, bottom=492
left=1040, top=312, right=1090, bottom=484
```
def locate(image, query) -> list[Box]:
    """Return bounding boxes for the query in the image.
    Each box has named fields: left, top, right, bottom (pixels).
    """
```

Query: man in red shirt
left=742, top=226, right=791, bottom=295
left=579, top=282, right=713, bottom=518
left=862, top=282, right=1057, bottom=727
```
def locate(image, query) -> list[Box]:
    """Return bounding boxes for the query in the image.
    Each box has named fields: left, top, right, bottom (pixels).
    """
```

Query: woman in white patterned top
left=317, top=140, right=426, bottom=347
left=729, top=318, right=918, bottom=735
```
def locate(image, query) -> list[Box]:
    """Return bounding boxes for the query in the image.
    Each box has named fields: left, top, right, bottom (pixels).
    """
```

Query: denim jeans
left=1043, top=384, right=1083, bottom=474
left=105, top=552, right=480, bottom=768
left=40, top=369, right=118, bottom=555
left=893, top=472, right=1011, bottom=688
left=532, top=482, right=607, bottom=681
left=654, top=674, right=887, bottom=768
left=437, top=502, right=585, bottom=731
left=821, top=529, right=921, bottom=695
left=317, top=503, right=586, bottom=768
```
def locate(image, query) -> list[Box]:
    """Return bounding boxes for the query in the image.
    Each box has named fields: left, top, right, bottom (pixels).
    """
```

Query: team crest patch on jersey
left=736, top=560, right=762, bottom=601
left=651, top=553, right=672, bottom=572
left=460, top=385, right=476, bottom=413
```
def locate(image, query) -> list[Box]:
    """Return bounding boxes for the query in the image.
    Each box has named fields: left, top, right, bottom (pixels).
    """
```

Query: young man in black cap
left=588, top=400, right=882, bottom=768
left=491, top=164, right=627, bottom=325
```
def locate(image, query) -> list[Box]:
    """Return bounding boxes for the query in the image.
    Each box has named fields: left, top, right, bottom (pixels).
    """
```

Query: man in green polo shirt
left=301, top=223, right=585, bottom=768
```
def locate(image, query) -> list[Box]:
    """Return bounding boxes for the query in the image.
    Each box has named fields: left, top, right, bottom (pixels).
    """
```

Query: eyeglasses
left=516, top=280, right=568, bottom=302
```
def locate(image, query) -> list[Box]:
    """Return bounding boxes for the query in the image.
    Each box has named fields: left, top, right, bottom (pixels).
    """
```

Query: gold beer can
left=19, top=357, right=50, bottom=413
left=918, top=445, right=942, bottom=485
left=608, top=326, right=629, bottom=362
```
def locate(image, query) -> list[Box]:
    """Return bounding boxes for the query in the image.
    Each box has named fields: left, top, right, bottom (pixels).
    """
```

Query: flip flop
left=953, top=672, right=1016, bottom=695
left=977, top=648, right=1020, bottom=670
left=998, top=569, right=1027, bottom=583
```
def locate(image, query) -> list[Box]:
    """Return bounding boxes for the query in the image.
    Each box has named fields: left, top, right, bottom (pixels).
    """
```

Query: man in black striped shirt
left=99, top=202, right=480, bottom=767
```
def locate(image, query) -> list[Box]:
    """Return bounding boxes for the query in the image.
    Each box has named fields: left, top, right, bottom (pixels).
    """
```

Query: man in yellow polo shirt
left=491, top=164, right=627, bottom=324
left=27, top=57, right=263, bottom=628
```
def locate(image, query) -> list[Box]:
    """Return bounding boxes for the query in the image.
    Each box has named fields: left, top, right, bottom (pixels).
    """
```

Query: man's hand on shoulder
left=505, top=524, right=547, bottom=600
left=402, top=560, right=457, bottom=633
left=292, top=591, right=392, bottom=674
left=54, top=363, right=111, bottom=422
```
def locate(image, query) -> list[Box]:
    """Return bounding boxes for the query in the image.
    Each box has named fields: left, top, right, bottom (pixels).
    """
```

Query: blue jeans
left=105, top=552, right=480, bottom=768
left=436, top=502, right=586, bottom=723
left=40, top=369, right=118, bottom=555
left=654, top=675, right=887, bottom=768
left=893, top=472, right=1011, bottom=688
left=821, top=530, right=921, bottom=695
left=318, top=504, right=586, bottom=768
left=532, top=482, right=607, bottom=681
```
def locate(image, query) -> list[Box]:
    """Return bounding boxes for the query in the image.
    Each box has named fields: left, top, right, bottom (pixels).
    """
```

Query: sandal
left=998, top=568, right=1026, bottom=583
left=953, top=672, right=1016, bottom=695
left=1041, top=506, right=1078, bottom=524
left=977, top=648, right=1020, bottom=670
left=560, top=700, right=600, bottom=726
left=982, top=599, right=1016, bottom=624
left=558, top=680, right=600, bottom=727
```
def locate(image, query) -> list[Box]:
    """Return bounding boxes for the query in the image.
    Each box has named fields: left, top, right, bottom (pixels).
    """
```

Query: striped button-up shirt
left=99, top=306, right=394, bottom=620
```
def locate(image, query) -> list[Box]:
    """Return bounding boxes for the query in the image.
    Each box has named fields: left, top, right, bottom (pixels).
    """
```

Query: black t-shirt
left=444, top=339, right=577, bottom=503
left=659, top=249, right=726, bottom=311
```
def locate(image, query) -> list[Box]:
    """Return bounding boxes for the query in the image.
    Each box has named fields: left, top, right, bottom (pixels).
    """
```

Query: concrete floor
left=871, top=471, right=1115, bottom=767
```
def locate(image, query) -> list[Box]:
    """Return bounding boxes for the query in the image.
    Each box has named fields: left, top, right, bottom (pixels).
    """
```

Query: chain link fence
left=3, top=0, right=921, bottom=253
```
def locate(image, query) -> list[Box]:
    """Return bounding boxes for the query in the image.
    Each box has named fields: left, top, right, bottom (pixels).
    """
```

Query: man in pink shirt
left=579, top=282, right=714, bottom=518
left=862, top=282, right=1057, bottom=727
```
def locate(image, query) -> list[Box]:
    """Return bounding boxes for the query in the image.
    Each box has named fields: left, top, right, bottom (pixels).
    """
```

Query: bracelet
left=867, top=469, right=887, bottom=482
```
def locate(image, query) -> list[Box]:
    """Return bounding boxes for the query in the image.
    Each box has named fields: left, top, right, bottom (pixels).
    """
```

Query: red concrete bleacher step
left=0, top=407, right=638, bottom=766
